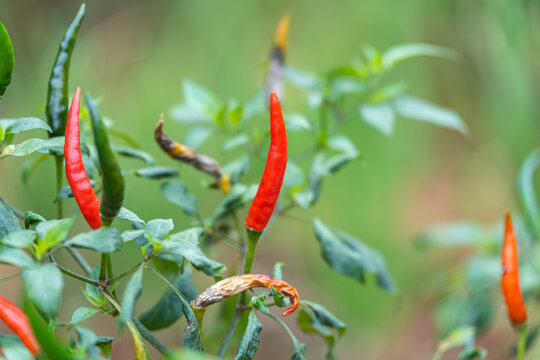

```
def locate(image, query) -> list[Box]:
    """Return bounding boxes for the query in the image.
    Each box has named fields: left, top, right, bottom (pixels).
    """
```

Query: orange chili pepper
left=501, top=213, right=527, bottom=326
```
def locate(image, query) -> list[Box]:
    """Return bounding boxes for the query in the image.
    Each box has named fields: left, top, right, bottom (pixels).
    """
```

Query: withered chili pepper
left=191, top=274, right=299, bottom=317
left=86, top=94, right=125, bottom=226
left=266, top=14, right=290, bottom=101
left=0, top=296, right=40, bottom=355
left=246, top=92, right=287, bottom=233
left=64, top=87, right=102, bottom=229
left=45, top=4, right=85, bottom=137
left=501, top=213, right=527, bottom=327
left=155, top=114, right=230, bottom=193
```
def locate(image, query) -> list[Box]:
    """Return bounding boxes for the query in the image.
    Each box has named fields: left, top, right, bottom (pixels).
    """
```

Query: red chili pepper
left=246, top=92, right=287, bottom=232
left=64, top=87, right=102, bottom=229
left=0, top=296, right=40, bottom=355
left=501, top=213, right=527, bottom=326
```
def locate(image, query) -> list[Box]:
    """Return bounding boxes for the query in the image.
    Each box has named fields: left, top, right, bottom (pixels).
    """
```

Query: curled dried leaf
left=192, top=274, right=299, bottom=317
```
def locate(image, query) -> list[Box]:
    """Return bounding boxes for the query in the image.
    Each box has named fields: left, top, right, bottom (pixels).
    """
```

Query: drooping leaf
left=381, top=43, right=459, bottom=69
left=162, top=235, right=225, bottom=276
left=432, top=326, right=486, bottom=360
left=23, top=264, right=63, bottom=318
left=393, top=96, right=468, bottom=136
left=234, top=309, right=263, bottom=360
left=313, top=219, right=397, bottom=293
left=118, top=267, right=144, bottom=332
left=161, top=181, right=198, bottom=217
left=67, top=227, right=123, bottom=253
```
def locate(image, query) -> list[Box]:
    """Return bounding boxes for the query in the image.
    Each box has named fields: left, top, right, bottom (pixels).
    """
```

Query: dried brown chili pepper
left=0, top=296, right=40, bottom=355
left=501, top=213, right=527, bottom=327
left=64, top=87, right=102, bottom=229
left=191, top=274, right=299, bottom=317
left=155, top=114, right=230, bottom=193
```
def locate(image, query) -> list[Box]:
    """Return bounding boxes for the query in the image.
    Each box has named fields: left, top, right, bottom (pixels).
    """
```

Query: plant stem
left=100, top=288, right=172, bottom=357
left=99, top=254, right=108, bottom=282
left=243, top=229, right=261, bottom=274
left=131, top=317, right=172, bottom=357
left=517, top=325, right=527, bottom=360
left=108, top=261, right=144, bottom=284
left=0, top=272, right=21, bottom=283
left=50, top=255, right=99, bottom=286
left=66, top=246, right=92, bottom=275
left=262, top=311, right=295, bottom=340
left=232, top=211, right=247, bottom=246
left=216, top=310, right=241, bottom=359
left=54, top=156, right=64, bottom=219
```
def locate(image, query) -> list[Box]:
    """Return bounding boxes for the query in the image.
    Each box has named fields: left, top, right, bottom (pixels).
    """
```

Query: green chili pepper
left=86, top=94, right=125, bottom=225
left=45, top=4, right=85, bottom=137
left=0, top=21, right=14, bottom=99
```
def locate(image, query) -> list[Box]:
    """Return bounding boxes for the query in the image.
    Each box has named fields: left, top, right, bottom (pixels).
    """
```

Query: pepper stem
left=243, top=228, right=262, bottom=274
left=517, top=324, right=527, bottom=360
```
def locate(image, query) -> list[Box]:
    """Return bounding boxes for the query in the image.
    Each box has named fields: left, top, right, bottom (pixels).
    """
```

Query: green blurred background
left=1, top=0, right=540, bottom=358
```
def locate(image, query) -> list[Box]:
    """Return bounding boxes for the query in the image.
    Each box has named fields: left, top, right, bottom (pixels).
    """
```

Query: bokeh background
left=1, top=0, right=540, bottom=359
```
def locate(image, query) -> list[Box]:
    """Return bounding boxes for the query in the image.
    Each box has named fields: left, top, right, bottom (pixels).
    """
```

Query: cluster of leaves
left=416, top=148, right=540, bottom=358
left=0, top=5, right=468, bottom=360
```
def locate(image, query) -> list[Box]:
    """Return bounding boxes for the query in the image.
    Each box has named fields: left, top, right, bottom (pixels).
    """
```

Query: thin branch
left=49, top=255, right=99, bottom=286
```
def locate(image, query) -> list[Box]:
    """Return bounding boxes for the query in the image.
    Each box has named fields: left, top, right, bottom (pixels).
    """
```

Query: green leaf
left=415, top=222, right=496, bottom=249
left=328, top=78, right=365, bottom=100
left=0, top=245, right=34, bottom=268
left=67, top=227, right=122, bottom=253
left=114, top=146, right=155, bottom=166
left=161, top=181, right=198, bottom=217
left=118, top=267, right=144, bottom=332
left=134, top=166, right=179, bottom=179
left=393, top=96, right=468, bottom=136
left=211, top=184, right=257, bottom=220
left=0, top=118, right=51, bottom=135
left=432, top=326, right=485, bottom=360
left=251, top=295, right=270, bottom=315
left=284, top=114, right=313, bottom=132
left=227, top=102, right=243, bottom=126
left=34, top=218, right=74, bottom=259
left=145, top=218, right=174, bottom=249
left=284, top=67, right=319, bottom=90
left=290, top=340, right=307, bottom=360
left=0, top=137, right=64, bottom=159
left=223, top=154, right=251, bottom=184
left=82, top=266, right=106, bottom=309
left=283, top=162, right=304, bottom=189
left=381, top=43, right=459, bottom=69
left=96, top=336, right=114, bottom=359
left=139, top=268, right=198, bottom=330
left=301, top=301, right=346, bottom=338
left=359, top=103, right=395, bottom=136
left=183, top=126, right=212, bottom=149
left=1, top=230, right=36, bottom=249
left=271, top=287, right=287, bottom=307
left=234, top=309, right=263, bottom=360
left=118, top=207, right=146, bottom=226
left=163, top=234, right=225, bottom=276
left=0, top=334, right=33, bottom=360
left=273, top=262, right=284, bottom=280
left=313, top=219, right=397, bottom=293
left=0, top=21, right=14, bottom=99
left=70, top=307, right=100, bottom=324
left=0, top=199, right=22, bottom=236
left=23, top=264, right=63, bottom=317
left=122, top=229, right=145, bottom=243
left=171, top=80, right=222, bottom=124
left=223, top=134, right=249, bottom=153
left=243, top=91, right=266, bottom=121
left=519, top=148, right=540, bottom=237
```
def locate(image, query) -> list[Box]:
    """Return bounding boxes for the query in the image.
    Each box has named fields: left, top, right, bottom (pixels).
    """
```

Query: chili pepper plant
left=0, top=5, right=468, bottom=360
